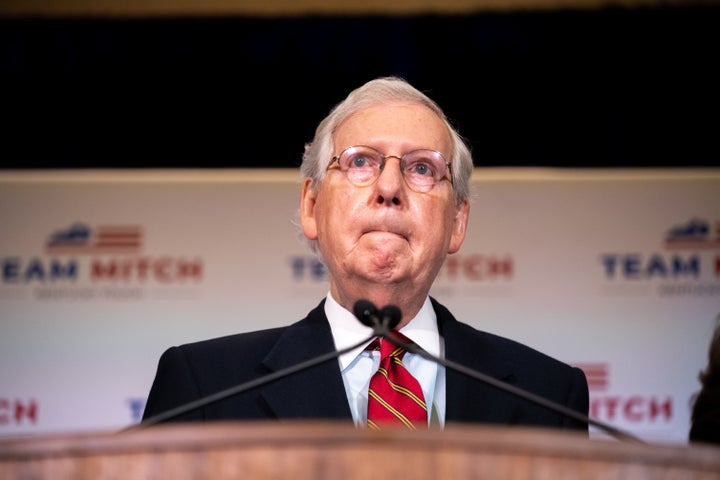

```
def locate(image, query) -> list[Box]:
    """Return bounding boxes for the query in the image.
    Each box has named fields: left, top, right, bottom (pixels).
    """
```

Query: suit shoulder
left=162, top=326, right=285, bottom=366
left=432, top=298, right=577, bottom=371
left=163, top=300, right=328, bottom=365
left=182, top=327, right=285, bottom=349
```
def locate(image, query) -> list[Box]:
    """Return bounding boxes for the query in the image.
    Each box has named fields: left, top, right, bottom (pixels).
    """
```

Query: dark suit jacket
left=143, top=298, right=589, bottom=431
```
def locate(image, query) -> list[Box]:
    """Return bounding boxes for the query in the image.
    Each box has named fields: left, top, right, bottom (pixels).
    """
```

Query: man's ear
left=300, top=178, right=319, bottom=240
left=448, top=199, right=469, bottom=254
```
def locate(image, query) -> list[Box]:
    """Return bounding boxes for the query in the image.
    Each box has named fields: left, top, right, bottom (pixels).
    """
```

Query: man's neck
left=329, top=283, right=429, bottom=329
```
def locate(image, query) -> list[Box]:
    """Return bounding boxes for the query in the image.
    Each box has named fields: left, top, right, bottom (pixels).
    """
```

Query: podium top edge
left=1, top=420, right=719, bottom=469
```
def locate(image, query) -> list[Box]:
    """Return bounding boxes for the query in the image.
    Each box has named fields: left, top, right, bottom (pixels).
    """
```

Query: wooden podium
left=1, top=421, right=719, bottom=479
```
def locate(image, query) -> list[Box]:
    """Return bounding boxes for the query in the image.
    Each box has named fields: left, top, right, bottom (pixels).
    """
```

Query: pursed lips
left=362, top=227, right=409, bottom=242
left=360, top=213, right=412, bottom=241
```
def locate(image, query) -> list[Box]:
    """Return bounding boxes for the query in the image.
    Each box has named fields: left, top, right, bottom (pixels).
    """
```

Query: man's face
left=300, top=102, right=469, bottom=304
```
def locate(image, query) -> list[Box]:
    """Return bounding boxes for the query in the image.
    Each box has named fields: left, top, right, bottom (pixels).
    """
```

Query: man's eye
left=349, top=155, right=371, bottom=168
left=407, top=162, right=434, bottom=177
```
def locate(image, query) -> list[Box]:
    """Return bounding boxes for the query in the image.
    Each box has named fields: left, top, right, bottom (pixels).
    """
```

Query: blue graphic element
left=289, top=256, right=327, bottom=281
left=127, top=398, right=146, bottom=422
left=667, top=219, right=709, bottom=241
left=48, top=223, right=91, bottom=246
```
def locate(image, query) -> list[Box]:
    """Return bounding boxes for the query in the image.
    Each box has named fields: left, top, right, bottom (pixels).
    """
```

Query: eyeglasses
left=327, top=145, right=452, bottom=193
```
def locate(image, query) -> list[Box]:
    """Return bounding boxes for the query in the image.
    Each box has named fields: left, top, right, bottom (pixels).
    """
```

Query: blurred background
left=1, top=0, right=719, bottom=444
left=2, top=0, right=718, bottom=170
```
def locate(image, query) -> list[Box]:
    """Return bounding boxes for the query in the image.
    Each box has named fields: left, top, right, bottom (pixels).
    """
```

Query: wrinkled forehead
left=332, top=102, right=452, bottom=157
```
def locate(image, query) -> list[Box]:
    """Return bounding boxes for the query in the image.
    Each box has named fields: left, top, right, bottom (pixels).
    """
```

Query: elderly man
left=143, top=76, right=589, bottom=431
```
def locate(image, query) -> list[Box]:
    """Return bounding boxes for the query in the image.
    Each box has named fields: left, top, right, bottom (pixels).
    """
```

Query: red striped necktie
left=367, top=333, right=428, bottom=429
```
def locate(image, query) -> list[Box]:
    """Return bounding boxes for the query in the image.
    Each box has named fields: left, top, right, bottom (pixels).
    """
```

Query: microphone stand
left=387, top=331, right=643, bottom=443
left=120, top=332, right=377, bottom=432
left=124, top=298, right=643, bottom=444
left=368, top=302, right=644, bottom=444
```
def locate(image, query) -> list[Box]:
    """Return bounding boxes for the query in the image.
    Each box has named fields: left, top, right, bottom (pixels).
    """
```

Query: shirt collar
left=325, top=292, right=441, bottom=370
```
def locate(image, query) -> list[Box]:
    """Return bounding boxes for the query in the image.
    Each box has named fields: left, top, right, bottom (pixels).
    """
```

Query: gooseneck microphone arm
left=357, top=299, right=644, bottom=444
left=121, top=331, right=377, bottom=432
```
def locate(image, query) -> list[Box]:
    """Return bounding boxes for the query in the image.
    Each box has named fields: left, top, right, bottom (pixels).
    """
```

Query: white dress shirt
left=324, top=292, right=446, bottom=427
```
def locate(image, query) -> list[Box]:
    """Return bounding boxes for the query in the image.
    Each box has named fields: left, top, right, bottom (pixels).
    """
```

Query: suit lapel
left=433, top=299, right=521, bottom=425
left=258, top=301, right=353, bottom=420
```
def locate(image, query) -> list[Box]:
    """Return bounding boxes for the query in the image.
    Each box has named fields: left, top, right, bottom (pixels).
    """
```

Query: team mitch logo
left=664, top=218, right=720, bottom=250
left=46, top=223, right=142, bottom=254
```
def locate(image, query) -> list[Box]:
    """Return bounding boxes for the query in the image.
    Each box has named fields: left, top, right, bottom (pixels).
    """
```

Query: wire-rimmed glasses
left=327, top=145, right=452, bottom=193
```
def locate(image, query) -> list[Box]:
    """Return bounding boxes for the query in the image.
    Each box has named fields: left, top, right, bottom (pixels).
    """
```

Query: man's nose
left=374, top=156, right=405, bottom=205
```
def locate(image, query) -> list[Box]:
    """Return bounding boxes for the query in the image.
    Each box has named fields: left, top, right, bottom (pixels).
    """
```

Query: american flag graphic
left=46, top=223, right=142, bottom=254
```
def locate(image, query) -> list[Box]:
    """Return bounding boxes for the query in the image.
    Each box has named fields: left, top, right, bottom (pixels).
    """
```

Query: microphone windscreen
left=353, top=299, right=378, bottom=327
left=380, top=305, right=402, bottom=330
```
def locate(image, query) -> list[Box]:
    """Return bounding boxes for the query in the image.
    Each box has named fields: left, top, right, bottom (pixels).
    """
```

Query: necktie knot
left=369, top=335, right=410, bottom=361
left=367, top=332, right=427, bottom=430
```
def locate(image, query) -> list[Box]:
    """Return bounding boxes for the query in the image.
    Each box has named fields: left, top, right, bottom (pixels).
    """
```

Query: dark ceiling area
left=2, top=5, right=719, bottom=170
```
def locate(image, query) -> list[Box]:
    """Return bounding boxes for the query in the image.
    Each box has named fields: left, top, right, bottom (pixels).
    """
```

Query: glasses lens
left=402, top=150, right=449, bottom=189
left=339, top=146, right=383, bottom=186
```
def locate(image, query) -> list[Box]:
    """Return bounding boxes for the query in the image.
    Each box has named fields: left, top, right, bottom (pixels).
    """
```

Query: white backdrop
left=1, top=168, right=718, bottom=444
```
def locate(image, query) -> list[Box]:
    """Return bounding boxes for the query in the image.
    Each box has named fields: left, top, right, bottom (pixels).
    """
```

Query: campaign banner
left=1, top=168, right=718, bottom=444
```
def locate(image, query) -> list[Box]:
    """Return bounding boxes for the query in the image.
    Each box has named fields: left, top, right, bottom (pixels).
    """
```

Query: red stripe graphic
left=96, top=227, right=142, bottom=248
left=574, top=363, right=609, bottom=391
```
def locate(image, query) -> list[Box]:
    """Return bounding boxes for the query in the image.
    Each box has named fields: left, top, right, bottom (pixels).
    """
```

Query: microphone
left=359, top=300, right=643, bottom=444
left=353, top=299, right=401, bottom=337
left=353, top=299, right=380, bottom=327
left=380, top=304, right=402, bottom=330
